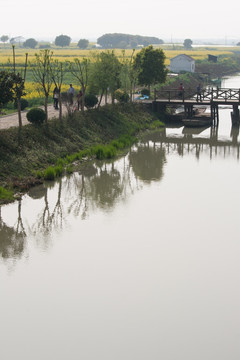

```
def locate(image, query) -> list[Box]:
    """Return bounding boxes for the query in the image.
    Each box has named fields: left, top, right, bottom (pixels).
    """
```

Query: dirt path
left=0, top=96, right=113, bottom=130
left=0, top=105, right=69, bottom=130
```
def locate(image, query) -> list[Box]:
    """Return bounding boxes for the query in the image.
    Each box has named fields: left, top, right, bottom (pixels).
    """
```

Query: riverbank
left=0, top=103, right=165, bottom=204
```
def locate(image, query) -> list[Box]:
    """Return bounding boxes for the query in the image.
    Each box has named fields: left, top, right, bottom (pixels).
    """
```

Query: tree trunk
left=17, top=98, right=22, bottom=128
left=44, top=96, right=48, bottom=121
left=98, top=90, right=104, bottom=109
left=59, top=95, right=62, bottom=121
left=81, top=87, right=85, bottom=111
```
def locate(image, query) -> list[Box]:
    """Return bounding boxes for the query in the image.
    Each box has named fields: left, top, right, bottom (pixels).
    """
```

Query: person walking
left=68, top=84, right=75, bottom=105
left=197, top=84, right=202, bottom=102
left=53, top=86, right=59, bottom=110
left=77, top=89, right=83, bottom=110
left=178, top=83, right=184, bottom=98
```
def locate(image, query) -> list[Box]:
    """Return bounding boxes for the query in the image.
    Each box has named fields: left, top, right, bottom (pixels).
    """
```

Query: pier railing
left=155, top=87, right=240, bottom=103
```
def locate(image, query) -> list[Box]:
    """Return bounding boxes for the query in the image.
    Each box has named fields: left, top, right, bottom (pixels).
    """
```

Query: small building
left=170, top=54, right=195, bottom=73
left=208, top=54, right=218, bottom=63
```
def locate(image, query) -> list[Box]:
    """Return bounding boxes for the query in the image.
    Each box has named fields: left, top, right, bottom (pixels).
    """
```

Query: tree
left=77, top=39, right=89, bottom=49
left=119, top=49, right=138, bottom=102
left=11, top=45, right=28, bottom=128
left=0, top=35, right=9, bottom=44
left=23, top=38, right=38, bottom=49
left=68, top=57, right=91, bottom=110
left=50, top=60, right=67, bottom=120
left=183, top=38, right=193, bottom=49
left=32, top=49, right=54, bottom=121
left=0, top=71, right=14, bottom=112
left=89, top=51, right=121, bottom=106
left=97, top=33, right=164, bottom=49
left=55, top=35, right=71, bottom=47
left=133, top=45, right=168, bottom=91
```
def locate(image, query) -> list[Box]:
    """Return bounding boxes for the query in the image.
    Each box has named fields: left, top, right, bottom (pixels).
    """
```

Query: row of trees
left=0, top=35, right=89, bottom=49
left=97, top=33, right=164, bottom=49
left=1, top=34, right=194, bottom=50
left=0, top=45, right=168, bottom=125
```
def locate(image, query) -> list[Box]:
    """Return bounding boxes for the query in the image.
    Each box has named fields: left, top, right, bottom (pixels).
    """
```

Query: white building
left=170, top=54, right=195, bottom=73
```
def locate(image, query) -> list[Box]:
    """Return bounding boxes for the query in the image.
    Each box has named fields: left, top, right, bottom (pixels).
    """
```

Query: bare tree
left=12, top=45, right=28, bottom=128
left=68, top=57, right=90, bottom=111
left=32, top=49, right=54, bottom=121
left=50, top=60, right=67, bottom=121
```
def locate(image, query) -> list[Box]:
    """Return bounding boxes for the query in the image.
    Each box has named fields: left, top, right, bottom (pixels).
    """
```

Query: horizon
left=1, top=0, right=240, bottom=44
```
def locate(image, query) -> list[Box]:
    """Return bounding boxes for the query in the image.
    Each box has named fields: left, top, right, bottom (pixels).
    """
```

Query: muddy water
left=1, top=76, right=240, bottom=360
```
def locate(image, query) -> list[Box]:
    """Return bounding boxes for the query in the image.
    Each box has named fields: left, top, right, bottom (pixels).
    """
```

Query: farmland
left=0, top=43, right=239, bottom=105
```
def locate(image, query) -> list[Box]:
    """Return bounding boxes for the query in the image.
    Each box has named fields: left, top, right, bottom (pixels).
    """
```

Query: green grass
left=0, top=186, right=14, bottom=202
left=0, top=103, right=166, bottom=203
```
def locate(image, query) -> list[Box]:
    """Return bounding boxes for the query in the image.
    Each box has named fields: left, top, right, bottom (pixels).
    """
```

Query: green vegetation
left=97, top=33, right=164, bottom=49
left=26, top=108, right=46, bottom=124
left=84, top=94, right=98, bottom=109
left=77, top=39, right=89, bottom=49
left=0, top=104, right=165, bottom=203
left=134, top=45, right=168, bottom=90
left=55, top=34, right=71, bottom=47
left=23, top=38, right=38, bottom=49
left=0, top=186, right=14, bottom=203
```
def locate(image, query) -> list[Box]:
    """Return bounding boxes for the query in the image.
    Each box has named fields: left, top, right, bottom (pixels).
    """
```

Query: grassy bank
left=0, top=103, right=165, bottom=203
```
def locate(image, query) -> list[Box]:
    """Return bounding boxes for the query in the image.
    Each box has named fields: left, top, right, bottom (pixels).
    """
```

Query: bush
left=115, top=89, right=129, bottom=103
left=14, top=98, right=29, bottom=110
left=43, top=166, right=55, bottom=180
left=26, top=108, right=46, bottom=124
left=141, top=88, right=150, bottom=97
left=0, top=186, right=14, bottom=201
left=84, top=94, right=98, bottom=109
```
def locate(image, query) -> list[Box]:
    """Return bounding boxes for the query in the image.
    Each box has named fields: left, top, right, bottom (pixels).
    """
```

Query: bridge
left=149, top=87, right=240, bottom=125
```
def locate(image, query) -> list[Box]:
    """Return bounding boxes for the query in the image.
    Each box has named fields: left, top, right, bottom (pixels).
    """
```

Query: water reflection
left=1, top=121, right=239, bottom=262
left=129, top=144, right=166, bottom=182
left=144, top=123, right=240, bottom=160
left=0, top=200, right=26, bottom=259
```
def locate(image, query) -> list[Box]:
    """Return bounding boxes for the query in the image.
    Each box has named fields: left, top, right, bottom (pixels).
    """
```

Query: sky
left=1, top=0, right=240, bottom=43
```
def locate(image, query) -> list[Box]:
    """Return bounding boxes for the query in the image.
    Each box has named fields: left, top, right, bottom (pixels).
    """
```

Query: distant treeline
left=97, top=33, right=164, bottom=49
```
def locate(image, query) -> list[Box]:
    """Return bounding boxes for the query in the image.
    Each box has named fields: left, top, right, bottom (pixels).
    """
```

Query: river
left=0, top=75, right=240, bottom=360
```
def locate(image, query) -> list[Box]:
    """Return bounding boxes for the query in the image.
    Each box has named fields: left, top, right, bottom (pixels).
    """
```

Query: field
left=0, top=43, right=239, bottom=104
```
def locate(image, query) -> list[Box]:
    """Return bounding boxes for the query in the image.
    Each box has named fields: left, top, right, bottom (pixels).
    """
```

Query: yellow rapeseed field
left=0, top=45, right=236, bottom=100
left=0, top=46, right=235, bottom=65
left=23, top=83, right=78, bottom=100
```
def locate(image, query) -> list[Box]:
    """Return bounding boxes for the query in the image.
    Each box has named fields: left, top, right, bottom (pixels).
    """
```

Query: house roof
left=170, top=54, right=195, bottom=62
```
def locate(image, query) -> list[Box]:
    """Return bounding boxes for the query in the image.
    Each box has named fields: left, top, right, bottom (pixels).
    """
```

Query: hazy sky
left=1, top=0, right=240, bottom=43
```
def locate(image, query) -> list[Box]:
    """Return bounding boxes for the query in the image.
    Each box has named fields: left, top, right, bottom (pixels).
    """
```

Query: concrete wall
left=170, top=55, right=195, bottom=73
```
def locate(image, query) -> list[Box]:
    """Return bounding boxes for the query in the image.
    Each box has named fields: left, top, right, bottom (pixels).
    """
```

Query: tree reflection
left=0, top=200, right=26, bottom=260
left=129, top=143, right=166, bottom=182
left=30, top=180, right=65, bottom=239
left=89, top=163, right=123, bottom=209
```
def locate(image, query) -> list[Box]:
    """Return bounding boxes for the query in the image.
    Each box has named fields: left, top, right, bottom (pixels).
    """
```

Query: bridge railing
left=155, top=88, right=196, bottom=101
left=155, top=87, right=240, bottom=102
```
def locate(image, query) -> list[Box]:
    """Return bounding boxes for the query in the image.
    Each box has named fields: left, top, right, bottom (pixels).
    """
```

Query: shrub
left=115, top=89, right=129, bottom=103
left=14, top=98, right=29, bottom=110
left=43, top=167, right=55, bottom=180
left=54, top=165, right=64, bottom=177
left=26, top=108, right=46, bottom=124
left=0, top=186, right=14, bottom=201
left=141, top=88, right=150, bottom=97
left=84, top=94, right=98, bottom=109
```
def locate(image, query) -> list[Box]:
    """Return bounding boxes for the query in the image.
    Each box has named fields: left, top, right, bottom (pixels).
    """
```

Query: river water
left=1, top=76, right=240, bottom=360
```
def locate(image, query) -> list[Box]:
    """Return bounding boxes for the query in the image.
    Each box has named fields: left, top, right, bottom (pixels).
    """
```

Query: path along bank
left=0, top=103, right=165, bottom=204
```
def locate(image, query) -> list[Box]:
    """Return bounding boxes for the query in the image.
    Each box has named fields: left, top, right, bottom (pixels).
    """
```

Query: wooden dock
left=140, top=87, right=240, bottom=126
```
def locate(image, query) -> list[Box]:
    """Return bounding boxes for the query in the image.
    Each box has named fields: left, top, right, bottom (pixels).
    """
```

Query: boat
left=182, top=117, right=213, bottom=127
